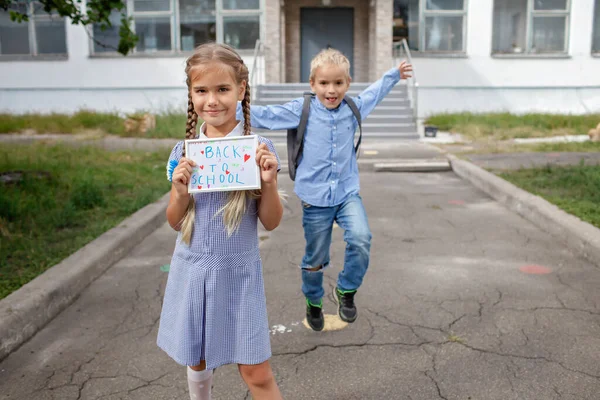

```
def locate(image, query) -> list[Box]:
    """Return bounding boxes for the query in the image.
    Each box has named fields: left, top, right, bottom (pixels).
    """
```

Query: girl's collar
left=197, top=121, right=244, bottom=138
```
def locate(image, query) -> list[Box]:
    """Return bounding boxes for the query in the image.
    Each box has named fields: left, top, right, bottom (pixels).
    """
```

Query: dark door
left=300, top=8, right=354, bottom=82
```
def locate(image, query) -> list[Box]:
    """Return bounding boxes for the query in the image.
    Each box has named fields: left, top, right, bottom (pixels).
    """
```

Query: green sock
left=307, top=299, right=322, bottom=308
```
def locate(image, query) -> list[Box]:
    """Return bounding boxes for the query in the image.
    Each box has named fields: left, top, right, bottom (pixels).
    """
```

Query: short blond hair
left=309, top=48, right=351, bottom=81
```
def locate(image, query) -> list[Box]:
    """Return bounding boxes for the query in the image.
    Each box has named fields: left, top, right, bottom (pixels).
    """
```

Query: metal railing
left=393, top=39, right=419, bottom=121
left=249, top=39, right=265, bottom=101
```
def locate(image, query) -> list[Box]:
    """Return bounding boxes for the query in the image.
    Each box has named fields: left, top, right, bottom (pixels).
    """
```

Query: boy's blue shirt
left=237, top=67, right=401, bottom=207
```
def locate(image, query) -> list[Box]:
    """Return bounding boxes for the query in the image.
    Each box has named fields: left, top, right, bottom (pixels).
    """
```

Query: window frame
left=129, top=0, right=176, bottom=54
left=0, top=1, right=68, bottom=60
left=491, top=0, right=571, bottom=57
left=392, top=0, right=469, bottom=57
left=90, top=0, right=264, bottom=57
left=593, top=0, right=600, bottom=56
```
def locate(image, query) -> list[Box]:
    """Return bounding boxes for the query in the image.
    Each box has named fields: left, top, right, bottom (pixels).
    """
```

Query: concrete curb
left=448, top=154, right=600, bottom=267
left=373, top=159, right=451, bottom=172
left=0, top=192, right=170, bottom=362
left=280, top=158, right=451, bottom=174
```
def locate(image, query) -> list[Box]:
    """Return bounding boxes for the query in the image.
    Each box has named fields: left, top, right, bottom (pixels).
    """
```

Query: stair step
left=362, top=126, right=416, bottom=133
left=252, top=125, right=417, bottom=135
left=257, top=92, right=407, bottom=100
left=252, top=130, right=420, bottom=139
left=258, top=82, right=408, bottom=90
left=364, top=115, right=414, bottom=123
left=248, top=106, right=413, bottom=116
left=363, top=122, right=415, bottom=127
left=377, top=98, right=410, bottom=104
left=373, top=160, right=452, bottom=172
left=257, top=88, right=407, bottom=96
left=368, top=112, right=414, bottom=117
left=373, top=105, right=411, bottom=111
left=253, top=98, right=410, bottom=106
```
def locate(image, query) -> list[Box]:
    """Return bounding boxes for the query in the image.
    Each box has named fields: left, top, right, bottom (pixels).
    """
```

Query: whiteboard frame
left=184, top=135, right=261, bottom=194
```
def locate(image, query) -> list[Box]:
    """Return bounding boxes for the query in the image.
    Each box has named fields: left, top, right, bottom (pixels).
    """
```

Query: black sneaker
left=333, top=287, right=357, bottom=323
left=306, top=299, right=324, bottom=331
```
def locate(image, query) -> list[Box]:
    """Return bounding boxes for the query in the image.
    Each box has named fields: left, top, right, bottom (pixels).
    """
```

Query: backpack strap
left=343, top=95, right=362, bottom=157
left=295, top=92, right=313, bottom=161
left=286, top=92, right=313, bottom=180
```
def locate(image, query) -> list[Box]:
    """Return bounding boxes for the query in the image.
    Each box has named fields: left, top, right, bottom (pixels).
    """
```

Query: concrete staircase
left=252, top=82, right=418, bottom=139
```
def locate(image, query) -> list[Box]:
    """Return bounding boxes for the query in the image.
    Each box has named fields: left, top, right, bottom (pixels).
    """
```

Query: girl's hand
left=256, top=143, right=278, bottom=184
left=398, top=61, right=413, bottom=79
left=172, top=157, right=197, bottom=197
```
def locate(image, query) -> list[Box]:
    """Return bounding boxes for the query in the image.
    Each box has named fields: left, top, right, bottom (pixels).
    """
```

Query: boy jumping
left=239, top=49, right=412, bottom=331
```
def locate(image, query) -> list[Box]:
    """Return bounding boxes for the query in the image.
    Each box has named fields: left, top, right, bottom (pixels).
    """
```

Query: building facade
left=1, top=0, right=599, bottom=118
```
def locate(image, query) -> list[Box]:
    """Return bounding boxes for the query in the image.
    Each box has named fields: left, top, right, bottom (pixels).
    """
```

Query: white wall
left=0, top=20, right=261, bottom=114
left=411, top=0, right=600, bottom=117
left=1, top=0, right=599, bottom=116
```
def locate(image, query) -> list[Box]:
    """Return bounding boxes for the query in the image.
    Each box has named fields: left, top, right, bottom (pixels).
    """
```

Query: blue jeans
left=300, top=194, right=372, bottom=304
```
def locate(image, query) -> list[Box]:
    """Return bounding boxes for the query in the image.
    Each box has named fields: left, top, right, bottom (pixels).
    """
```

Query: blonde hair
left=180, top=43, right=258, bottom=243
left=309, top=48, right=351, bottom=81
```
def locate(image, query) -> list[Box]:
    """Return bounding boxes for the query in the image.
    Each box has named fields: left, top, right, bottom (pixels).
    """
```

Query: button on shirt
left=239, top=67, right=401, bottom=207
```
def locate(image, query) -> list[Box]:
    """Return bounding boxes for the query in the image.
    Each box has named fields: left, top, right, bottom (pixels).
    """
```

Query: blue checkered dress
left=157, top=130, right=280, bottom=369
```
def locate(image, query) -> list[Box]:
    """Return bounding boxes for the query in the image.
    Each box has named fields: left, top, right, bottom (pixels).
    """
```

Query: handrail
left=393, top=39, right=419, bottom=121
left=399, top=38, right=416, bottom=83
left=249, top=39, right=263, bottom=100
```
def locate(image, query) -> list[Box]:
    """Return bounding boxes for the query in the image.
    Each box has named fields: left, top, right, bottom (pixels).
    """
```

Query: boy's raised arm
left=236, top=99, right=303, bottom=131
left=352, top=61, right=413, bottom=120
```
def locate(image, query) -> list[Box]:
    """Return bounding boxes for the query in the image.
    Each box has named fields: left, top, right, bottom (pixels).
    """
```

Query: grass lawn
left=0, top=143, right=171, bottom=300
left=499, top=163, right=600, bottom=229
left=426, top=112, right=600, bottom=141
left=0, top=110, right=189, bottom=139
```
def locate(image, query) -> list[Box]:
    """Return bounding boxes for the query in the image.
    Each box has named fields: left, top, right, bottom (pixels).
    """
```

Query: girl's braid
left=184, top=92, right=198, bottom=156
left=241, top=82, right=251, bottom=136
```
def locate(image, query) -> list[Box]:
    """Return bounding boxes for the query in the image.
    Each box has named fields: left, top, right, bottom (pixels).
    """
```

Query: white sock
left=187, top=367, right=213, bottom=400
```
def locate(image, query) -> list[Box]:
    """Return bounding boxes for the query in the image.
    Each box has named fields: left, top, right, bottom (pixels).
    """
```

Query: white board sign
left=185, top=135, right=261, bottom=193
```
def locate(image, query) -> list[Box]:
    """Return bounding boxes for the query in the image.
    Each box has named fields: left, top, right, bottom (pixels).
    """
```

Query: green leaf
left=9, top=10, right=28, bottom=22
left=4, top=0, right=138, bottom=54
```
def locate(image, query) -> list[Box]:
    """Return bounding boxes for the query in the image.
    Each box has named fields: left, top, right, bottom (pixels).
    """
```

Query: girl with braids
left=157, top=43, right=283, bottom=400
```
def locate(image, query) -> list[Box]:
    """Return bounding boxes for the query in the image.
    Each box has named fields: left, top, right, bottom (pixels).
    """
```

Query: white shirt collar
left=197, top=121, right=244, bottom=139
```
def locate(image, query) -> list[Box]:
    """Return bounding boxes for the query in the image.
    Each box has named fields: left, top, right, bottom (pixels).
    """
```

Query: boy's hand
left=256, top=143, right=278, bottom=185
left=398, top=61, right=413, bottom=79
left=172, top=157, right=196, bottom=197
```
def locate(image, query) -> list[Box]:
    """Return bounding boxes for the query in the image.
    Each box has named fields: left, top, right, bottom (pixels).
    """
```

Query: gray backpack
left=286, top=92, right=363, bottom=181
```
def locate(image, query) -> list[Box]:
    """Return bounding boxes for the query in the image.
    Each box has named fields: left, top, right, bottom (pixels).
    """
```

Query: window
left=593, top=0, right=600, bottom=54
left=0, top=2, right=67, bottom=57
left=223, top=15, right=260, bottom=50
left=492, top=0, right=570, bottom=55
left=180, top=0, right=216, bottom=52
left=92, top=11, right=122, bottom=53
left=132, top=0, right=173, bottom=52
left=92, top=0, right=262, bottom=55
left=393, top=0, right=467, bottom=53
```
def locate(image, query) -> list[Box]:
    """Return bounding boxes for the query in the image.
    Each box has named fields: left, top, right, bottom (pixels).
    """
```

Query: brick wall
left=264, top=0, right=282, bottom=83
left=369, top=0, right=393, bottom=81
